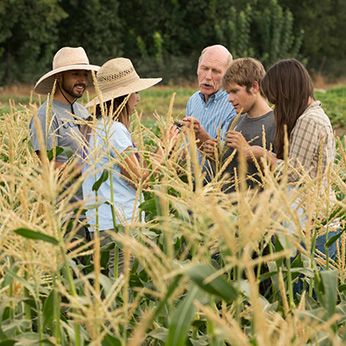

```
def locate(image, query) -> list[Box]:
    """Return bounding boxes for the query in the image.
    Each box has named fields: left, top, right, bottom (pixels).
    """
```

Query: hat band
left=98, top=66, right=135, bottom=83
left=53, top=61, right=91, bottom=69
left=98, top=66, right=140, bottom=93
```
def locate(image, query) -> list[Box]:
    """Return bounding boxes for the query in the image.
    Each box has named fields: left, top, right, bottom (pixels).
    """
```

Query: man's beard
left=61, top=79, right=86, bottom=99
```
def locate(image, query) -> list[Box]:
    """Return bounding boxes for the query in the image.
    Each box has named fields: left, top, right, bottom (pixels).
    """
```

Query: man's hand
left=182, top=116, right=212, bottom=148
left=201, top=138, right=218, bottom=160
left=225, top=130, right=252, bottom=160
left=181, top=116, right=201, bottom=134
left=226, top=130, right=248, bottom=150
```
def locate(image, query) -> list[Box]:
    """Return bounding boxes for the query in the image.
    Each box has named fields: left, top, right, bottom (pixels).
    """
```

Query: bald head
left=199, top=45, right=233, bottom=66
left=197, top=45, right=233, bottom=102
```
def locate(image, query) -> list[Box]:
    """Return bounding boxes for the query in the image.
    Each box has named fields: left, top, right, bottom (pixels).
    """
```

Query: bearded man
left=30, top=47, right=99, bottom=175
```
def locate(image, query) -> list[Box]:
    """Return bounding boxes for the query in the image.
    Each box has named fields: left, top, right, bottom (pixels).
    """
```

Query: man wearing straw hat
left=29, top=46, right=99, bottom=241
left=30, top=46, right=99, bottom=173
left=181, top=45, right=237, bottom=184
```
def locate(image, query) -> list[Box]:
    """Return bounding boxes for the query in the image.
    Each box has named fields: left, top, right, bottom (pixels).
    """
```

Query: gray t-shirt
left=29, top=98, right=89, bottom=203
left=222, top=110, right=275, bottom=193
left=29, top=98, right=89, bottom=164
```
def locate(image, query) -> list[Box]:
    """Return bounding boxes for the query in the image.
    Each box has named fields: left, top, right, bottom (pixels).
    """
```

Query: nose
left=228, top=94, right=234, bottom=103
left=81, top=74, right=88, bottom=84
left=78, top=71, right=89, bottom=85
left=205, top=69, right=212, bottom=79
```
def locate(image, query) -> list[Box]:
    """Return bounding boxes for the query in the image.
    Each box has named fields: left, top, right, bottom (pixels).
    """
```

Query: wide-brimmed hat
left=34, top=47, right=100, bottom=95
left=85, top=58, right=161, bottom=108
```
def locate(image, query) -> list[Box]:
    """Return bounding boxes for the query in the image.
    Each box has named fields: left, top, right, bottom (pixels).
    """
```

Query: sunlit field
left=0, top=85, right=345, bottom=344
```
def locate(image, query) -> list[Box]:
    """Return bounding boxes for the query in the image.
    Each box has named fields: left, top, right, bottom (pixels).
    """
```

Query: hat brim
left=34, top=64, right=100, bottom=95
left=85, top=77, right=162, bottom=108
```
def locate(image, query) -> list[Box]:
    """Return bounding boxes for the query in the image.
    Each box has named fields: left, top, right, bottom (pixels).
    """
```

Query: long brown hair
left=96, top=94, right=131, bottom=128
left=82, top=95, right=131, bottom=145
left=260, top=59, right=314, bottom=159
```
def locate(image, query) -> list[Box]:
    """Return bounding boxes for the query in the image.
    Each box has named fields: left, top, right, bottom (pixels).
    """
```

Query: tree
left=0, top=0, right=66, bottom=85
left=57, top=0, right=123, bottom=66
left=278, top=0, right=346, bottom=76
left=253, top=0, right=303, bottom=67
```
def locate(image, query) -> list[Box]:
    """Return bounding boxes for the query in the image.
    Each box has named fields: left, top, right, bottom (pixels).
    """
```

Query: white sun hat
left=34, top=46, right=100, bottom=95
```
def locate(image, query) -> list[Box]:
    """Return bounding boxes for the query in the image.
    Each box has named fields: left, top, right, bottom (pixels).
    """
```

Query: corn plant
left=0, top=95, right=345, bottom=345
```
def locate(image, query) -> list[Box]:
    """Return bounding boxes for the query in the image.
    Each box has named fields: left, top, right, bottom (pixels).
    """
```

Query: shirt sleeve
left=274, top=115, right=326, bottom=183
left=186, top=96, right=191, bottom=117
left=29, top=106, right=58, bottom=152
left=109, top=122, right=134, bottom=157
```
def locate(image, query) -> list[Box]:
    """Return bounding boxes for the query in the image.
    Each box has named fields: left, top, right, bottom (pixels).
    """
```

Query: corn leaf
left=185, top=264, right=238, bottom=302
left=92, top=169, right=109, bottom=191
left=166, top=284, right=204, bottom=346
left=14, top=228, right=58, bottom=246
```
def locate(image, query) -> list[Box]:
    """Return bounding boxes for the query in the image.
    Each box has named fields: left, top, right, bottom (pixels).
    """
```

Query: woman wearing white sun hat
left=82, top=58, right=179, bottom=277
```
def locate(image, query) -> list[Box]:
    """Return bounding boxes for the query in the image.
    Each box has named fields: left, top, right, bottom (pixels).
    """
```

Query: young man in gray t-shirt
left=203, top=58, right=275, bottom=193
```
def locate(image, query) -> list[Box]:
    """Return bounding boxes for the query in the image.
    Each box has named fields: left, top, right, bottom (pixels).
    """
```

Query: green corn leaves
left=14, top=228, right=58, bottom=246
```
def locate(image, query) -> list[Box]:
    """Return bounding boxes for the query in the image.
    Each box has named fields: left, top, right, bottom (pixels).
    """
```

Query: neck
left=247, top=97, right=272, bottom=118
left=203, top=90, right=218, bottom=103
left=307, top=96, right=314, bottom=105
left=54, top=86, right=76, bottom=105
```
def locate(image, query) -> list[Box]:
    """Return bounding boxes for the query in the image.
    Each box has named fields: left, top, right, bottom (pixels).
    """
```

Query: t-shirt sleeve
left=29, top=106, right=57, bottom=152
left=109, top=122, right=134, bottom=157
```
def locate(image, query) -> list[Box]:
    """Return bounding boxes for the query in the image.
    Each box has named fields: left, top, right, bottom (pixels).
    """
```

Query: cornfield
left=0, top=94, right=345, bottom=345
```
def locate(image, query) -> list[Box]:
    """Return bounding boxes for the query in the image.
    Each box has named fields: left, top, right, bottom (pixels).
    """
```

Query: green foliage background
left=1, top=0, right=345, bottom=86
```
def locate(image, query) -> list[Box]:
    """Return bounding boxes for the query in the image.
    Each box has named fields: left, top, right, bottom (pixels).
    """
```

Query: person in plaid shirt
left=228, top=58, right=339, bottom=268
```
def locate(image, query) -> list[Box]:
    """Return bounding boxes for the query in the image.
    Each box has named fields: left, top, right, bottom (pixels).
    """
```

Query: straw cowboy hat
left=34, top=47, right=100, bottom=95
left=85, top=58, right=161, bottom=108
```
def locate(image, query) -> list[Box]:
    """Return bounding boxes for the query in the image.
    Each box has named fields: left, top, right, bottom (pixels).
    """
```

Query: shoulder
left=215, top=90, right=234, bottom=112
left=112, top=121, right=129, bottom=132
left=215, top=89, right=230, bottom=101
left=259, top=110, right=275, bottom=124
left=75, top=103, right=90, bottom=120
left=189, top=90, right=201, bottom=100
left=109, top=121, right=131, bottom=139
left=297, top=101, right=332, bottom=128
left=35, top=101, right=49, bottom=118
left=187, top=91, right=202, bottom=105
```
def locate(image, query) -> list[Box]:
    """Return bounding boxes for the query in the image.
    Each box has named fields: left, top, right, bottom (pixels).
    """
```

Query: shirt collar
left=198, top=89, right=226, bottom=103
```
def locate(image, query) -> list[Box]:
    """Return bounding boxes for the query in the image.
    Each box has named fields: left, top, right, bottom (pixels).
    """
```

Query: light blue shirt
left=82, top=120, right=143, bottom=231
left=186, top=89, right=237, bottom=181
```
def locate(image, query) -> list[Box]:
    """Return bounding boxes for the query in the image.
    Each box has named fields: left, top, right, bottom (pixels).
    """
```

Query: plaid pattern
left=276, top=101, right=335, bottom=186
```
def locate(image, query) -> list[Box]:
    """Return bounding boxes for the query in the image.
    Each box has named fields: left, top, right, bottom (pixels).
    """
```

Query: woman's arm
left=119, top=149, right=150, bottom=189
left=119, top=125, right=180, bottom=189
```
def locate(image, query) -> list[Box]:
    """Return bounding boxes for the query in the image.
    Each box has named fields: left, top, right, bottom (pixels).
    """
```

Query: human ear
left=55, top=73, right=62, bottom=83
left=251, top=81, right=260, bottom=93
